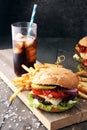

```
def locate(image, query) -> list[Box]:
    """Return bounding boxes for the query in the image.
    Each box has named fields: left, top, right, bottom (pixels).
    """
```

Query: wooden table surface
left=0, top=45, right=87, bottom=130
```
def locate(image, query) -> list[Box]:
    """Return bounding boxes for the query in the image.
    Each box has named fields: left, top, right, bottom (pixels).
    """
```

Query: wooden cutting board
left=0, top=71, right=87, bottom=130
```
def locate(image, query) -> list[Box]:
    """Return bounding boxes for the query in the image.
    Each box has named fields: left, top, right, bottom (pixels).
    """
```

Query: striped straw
left=28, top=4, right=37, bottom=36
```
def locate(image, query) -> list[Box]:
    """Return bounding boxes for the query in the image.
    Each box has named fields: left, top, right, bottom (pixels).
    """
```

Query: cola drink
left=13, top=33, right=37, bottom=76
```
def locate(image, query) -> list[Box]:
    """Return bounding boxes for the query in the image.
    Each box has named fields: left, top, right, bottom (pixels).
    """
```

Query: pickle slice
left=31, top=84, right=57, bottom=89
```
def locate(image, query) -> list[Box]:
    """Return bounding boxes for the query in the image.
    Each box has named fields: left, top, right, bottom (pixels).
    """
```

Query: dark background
left=0, top=0, right=87, bottom=38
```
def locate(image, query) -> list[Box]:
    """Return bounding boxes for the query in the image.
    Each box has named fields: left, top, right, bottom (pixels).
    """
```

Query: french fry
left=9, top=86, right=24, bottom=102
left=76, top=71, right=87, bottom=77
left=22, top=73, right=30, bottom=78
left=78, top=91, right=87, bottom=99
left=78, top=83, right=87, bottom=94
left=24, top=84, right=31, bottom=90
left=34, top=63, right=40, bottom=69
left=79, top=77, right=87, bottom=82
left=21, top=64, right=30, bottom=72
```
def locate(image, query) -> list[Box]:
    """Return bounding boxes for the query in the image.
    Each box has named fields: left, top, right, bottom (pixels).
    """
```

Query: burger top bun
left=32, top=67, right=79, bottom=89
left=79, top=36, right=87, bottom=47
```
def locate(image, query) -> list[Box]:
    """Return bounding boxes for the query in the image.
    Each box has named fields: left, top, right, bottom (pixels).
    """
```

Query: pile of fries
left=9, top=63, right=63, bottom=102
left=77, top=73, right=87, bottom=99
left=74, top=71, right=87, bottom=99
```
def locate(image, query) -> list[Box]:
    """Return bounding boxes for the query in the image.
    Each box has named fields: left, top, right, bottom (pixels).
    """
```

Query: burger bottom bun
left=38, top=103, right=76, bottom=112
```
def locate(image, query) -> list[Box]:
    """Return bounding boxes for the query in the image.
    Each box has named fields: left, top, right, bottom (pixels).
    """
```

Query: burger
left=28, top=67, right=79, bottom=112
left=73, top=36, right=87, bottom=71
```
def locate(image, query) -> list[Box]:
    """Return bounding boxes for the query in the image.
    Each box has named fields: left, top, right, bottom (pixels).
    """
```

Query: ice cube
left=15, top=41, right=24, bottom=48
left=15, top=33, right=24, bottom=39
left=13, top=48, right=23, bottom=54
left=26, top=47, right=36, bottom=56
left=29, top=55, right=36, bottom=62
left=26, top=52, right=36, bottom=62
left=25, top=36, right=35, bottom=47
left=15, top=33, right=25, bottom=42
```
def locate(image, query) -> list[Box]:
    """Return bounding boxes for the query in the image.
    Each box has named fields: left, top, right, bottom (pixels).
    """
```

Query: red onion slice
left=61, top=88, right=78, bottom=96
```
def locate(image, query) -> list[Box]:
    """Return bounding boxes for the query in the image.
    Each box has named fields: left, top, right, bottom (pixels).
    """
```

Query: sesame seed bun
left=32, top=68, right=79, bottom=89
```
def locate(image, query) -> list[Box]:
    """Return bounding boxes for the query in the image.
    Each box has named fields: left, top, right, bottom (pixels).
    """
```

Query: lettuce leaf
left=28, top=93, right=78, bottom=112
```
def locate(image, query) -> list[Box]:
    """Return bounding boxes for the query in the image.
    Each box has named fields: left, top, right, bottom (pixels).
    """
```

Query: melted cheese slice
left=45, top=97, right=62, bottom=106
left=39, top=95, right=62, bottom=106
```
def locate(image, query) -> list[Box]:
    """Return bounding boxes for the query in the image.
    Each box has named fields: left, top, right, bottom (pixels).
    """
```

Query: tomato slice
left=32, top=89, right=68, bottom=99
left=32, top=89, right=43, bottom=95
left=85, top=48, right=87, bottom=53
left=83, top=60, right=87, bottom=66
left=78, top=44, right=86, bottom=52
left=43, top=90, right=68, bottom=99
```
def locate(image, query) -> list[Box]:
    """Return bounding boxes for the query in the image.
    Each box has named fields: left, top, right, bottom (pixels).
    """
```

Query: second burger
left=73, top=36, right=87, bottom=71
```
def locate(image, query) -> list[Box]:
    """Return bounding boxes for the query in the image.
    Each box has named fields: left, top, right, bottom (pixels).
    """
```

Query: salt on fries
left=9, top=63, right=62, bottom=102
